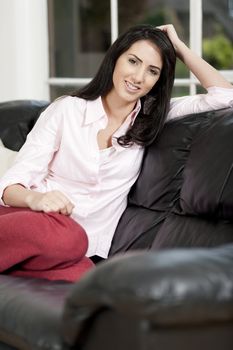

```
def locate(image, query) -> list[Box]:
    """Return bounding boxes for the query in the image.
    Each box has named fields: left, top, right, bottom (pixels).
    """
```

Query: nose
left=132, top=67, right=145, bottom=84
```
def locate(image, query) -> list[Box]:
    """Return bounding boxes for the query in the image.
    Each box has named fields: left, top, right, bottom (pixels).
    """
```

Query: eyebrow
left=128, top=54, right=161, bottom=71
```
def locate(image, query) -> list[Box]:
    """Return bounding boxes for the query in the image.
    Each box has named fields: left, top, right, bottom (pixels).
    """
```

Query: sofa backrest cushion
left=128, top=111, right=213, bottom=211
left=110, top=107, right=233, bottom=255
left=180, top=109, right=233, bottom=220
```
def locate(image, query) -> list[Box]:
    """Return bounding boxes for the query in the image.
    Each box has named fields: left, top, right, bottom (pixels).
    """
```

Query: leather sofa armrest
left=0, top=100, right=49, bottom=151
left=62, top=244, right=233, bottom=347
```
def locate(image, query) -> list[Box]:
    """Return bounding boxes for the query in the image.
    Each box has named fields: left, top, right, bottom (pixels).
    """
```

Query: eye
left=128, top=58, right=137, bottom=65
left=149, top=68, right=159, bottom=76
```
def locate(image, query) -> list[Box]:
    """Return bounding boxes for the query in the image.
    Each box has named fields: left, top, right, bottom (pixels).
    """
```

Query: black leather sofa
left=0, top=100, right=233, bottom=350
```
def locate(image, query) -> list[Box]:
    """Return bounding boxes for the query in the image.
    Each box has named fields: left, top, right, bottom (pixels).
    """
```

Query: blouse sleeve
left=167, top=86, right=233, bottom=121
left=0, top=98, right=65, bottom=205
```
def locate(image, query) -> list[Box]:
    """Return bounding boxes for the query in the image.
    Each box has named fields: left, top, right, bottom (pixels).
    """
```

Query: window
left=203, top=0, right=233, bottom=71
left=48, top=0, right=233, bottom=100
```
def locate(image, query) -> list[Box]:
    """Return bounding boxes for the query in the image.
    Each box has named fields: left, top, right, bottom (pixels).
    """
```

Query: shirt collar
left=130, top=99, right=141, bottom=125
left=84, top=96, right=106, bottom=125
left=84, top=96, right=142, bottom=126
left=112, top=99, right=142, bottom=146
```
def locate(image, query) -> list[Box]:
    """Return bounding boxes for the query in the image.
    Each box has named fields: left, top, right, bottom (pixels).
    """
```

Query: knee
left=45, top=213, right=89, bottom=260
left=64, top=222, right=88, bottom=259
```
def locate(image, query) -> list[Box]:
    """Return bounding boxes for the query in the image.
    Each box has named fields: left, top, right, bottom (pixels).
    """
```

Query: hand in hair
left=156, top=23, right=232, bottom=89
left=156, top=24, right=183, bottom=58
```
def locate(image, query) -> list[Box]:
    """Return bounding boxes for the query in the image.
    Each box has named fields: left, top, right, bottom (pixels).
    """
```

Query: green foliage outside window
left=203, top=34, right=233, bottom=69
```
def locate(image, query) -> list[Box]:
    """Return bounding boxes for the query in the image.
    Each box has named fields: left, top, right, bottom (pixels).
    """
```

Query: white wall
left=0, top=0, right=49, bottom=102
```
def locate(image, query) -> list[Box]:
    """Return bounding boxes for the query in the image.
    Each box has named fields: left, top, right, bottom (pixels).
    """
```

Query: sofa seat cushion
left=0, top=275, right=72, bottom=350
left=152, top=213, right=233, bottom=249
left=109, top=207, right=166, bottom=255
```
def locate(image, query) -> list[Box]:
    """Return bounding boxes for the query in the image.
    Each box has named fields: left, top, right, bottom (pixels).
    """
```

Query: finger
left=53, top=192, right=75, bottom=214
left=40, top=191, right=74, bottom=214
left=42, top=199, right=64, bottom=213
left=46, top=196, right=69, bottom=211
left=156, top=24, right=168, bottom=30
left=52, top=190, right=71, bottom=203
left=66, top=202, right=75, bottom=215
left=51, top=191, right=74, bottom=210
left=49, top=200, right=74, bottom=215
left=60, top=206, right=70, bottom=216
left=42, top=203, right=55, bottom=213
left=60, top=202, right=75, bottom=216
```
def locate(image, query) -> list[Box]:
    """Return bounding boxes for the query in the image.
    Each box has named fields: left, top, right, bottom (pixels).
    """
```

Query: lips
left=125, top=81, right=140, bottom=92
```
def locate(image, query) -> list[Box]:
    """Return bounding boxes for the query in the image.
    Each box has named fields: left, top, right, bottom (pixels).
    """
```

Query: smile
left=125, top=81, right=140, bottom=92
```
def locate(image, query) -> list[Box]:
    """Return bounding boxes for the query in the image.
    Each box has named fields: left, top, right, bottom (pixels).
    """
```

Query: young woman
left=0, top=24, right=232, bottom=281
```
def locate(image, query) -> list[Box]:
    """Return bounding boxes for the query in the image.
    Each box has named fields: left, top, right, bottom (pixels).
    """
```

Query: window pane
left=48, top=0, right=111, bottom=78
left=50, top=85, right=80, bottom=101
left=203, top=0, right=233, bottom=69
left=172, top=86, right=189, bottom=97
left=118, top=0, right=190, bottom=78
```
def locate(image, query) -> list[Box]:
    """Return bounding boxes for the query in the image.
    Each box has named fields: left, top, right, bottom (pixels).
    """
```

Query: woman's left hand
left=156, top=24, right=184, bottom=57
left=156, top=23, right=233, bottom=89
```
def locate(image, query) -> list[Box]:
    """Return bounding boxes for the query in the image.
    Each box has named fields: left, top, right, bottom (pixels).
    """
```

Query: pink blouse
left=0, top=86, right=233, bottom=258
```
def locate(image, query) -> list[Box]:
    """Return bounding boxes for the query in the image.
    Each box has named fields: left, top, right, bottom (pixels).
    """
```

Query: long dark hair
left=71, top=24, right=176, bottom=146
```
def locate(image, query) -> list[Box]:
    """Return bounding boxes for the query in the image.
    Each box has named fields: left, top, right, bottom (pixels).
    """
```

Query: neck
left=102, top=92, right=137, bottom=122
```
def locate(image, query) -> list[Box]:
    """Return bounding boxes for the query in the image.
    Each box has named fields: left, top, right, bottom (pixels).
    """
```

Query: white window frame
left=0, top=0, right=49, bottom=102
left=48, top=0, right=233, bottom=95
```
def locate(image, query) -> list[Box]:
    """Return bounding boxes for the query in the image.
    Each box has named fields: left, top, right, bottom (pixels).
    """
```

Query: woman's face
left=111, top=40, right=163, bottom=104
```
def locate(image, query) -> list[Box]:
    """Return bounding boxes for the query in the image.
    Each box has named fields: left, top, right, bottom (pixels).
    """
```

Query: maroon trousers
left=0, top=206, right=94, bottom=282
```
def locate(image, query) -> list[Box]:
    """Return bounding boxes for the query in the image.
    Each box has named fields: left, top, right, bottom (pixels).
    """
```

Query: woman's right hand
left=25, top=190, right=75, bottom=215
